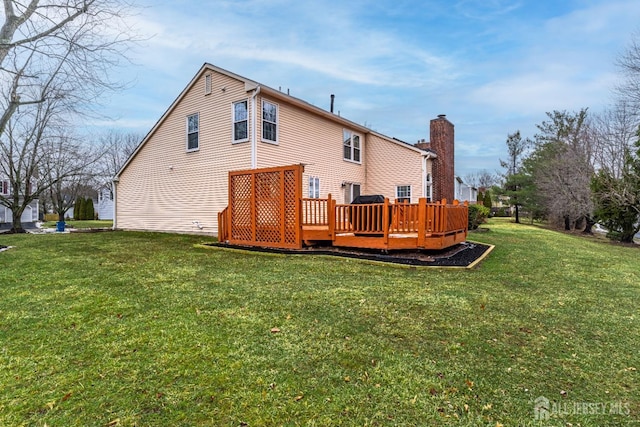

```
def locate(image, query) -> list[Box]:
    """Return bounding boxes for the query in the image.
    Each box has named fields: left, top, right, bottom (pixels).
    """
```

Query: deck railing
left=301, top=196, right=468, bottom=236
left=218, top=206, right=229, bottom=242
left=223, top=192, right=468, bottom=249
left=301, top=196, right=331, bottom=226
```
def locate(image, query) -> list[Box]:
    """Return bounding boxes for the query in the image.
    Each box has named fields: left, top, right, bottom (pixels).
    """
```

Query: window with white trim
left=308, top=176, right=320, bottom=198
left=425, top=173, right=432, bottom=202
left=262, top=100, right=278, bottom=143
left=233, top=100, right=248, bottom=142
left=343, top=130, right=361, bottom=163
left=186, top=113, right=199, bottom=151
left=396, top=185, right=411, bottom=203
left=1, top=180, right=9, bottom=195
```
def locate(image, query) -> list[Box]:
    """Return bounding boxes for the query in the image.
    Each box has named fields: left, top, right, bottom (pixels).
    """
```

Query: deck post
left=327, top=193, right=335, bottom=240
left=383, top=197, right=390, bottom=245
left=280, top=170, right=286, bottom=245
left=250, top=173, right=257, bottom=242
left=417, top=197, right=426, bottom=247
left=440, top=198, right=447, bottom=233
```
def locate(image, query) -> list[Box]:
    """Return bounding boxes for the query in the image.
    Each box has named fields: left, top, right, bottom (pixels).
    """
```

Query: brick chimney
left=429, top=115, right=454, bottom=202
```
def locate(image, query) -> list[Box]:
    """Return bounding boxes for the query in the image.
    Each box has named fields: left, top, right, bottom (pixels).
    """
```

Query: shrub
left=74, top=197, right=84, bottom=220
left=483, top=192, right=493, bottom=209
left=468, top=204, right=490, bottom=230
left=85, top=198, right=95, bottom=220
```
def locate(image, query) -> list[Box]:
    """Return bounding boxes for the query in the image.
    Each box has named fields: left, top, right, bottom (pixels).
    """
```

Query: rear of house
left=114, top=63, right=454, bottom=235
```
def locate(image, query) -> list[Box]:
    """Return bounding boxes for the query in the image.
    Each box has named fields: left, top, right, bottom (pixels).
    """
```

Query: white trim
left=308, top=176, right=320, bottom=198
left=251, top=87, right=261, bottom=168
left=232, top=100, right=250, bottom=144
left=261, top=99, right=279, bottom=145
left=186, top=113, right=199, bottom=152
left=395, top=185, right=412, bottom=203
left=342, top=129, right=362, bottom=164
left=112, top=179, right=118, bottom=229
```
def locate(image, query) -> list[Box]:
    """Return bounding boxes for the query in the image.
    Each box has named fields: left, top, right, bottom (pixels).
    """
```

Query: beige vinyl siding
left=116, top=70, right=252, bottom=234
left=256, top=94, right=365, bottom=204
left=365, top=133, right=424, bottom=203
left=117, top=64, right=431, bottom=236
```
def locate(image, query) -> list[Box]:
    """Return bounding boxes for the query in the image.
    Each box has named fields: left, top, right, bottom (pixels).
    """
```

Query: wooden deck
left=217, top=165, right=468, bottom=251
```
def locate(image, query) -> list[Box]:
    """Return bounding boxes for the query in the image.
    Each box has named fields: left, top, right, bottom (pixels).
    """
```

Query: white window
left=425, top=173, right=432, bottom=202
left=308, top=176, right=320, bottom=198
left=343, top=130, right=361, bottom=163
left=204, top=74, right=212, bottom=95
left=233, top=100, right=248, bottom=142
left=345, top=183, right=360, bottom=203
left=396, top=185, right=411, bottom=203
left=1, top=180, right=9, bottom=195
left=187, top=113, right=199, bottom=151
left=262, top=100, right=278, bottom=143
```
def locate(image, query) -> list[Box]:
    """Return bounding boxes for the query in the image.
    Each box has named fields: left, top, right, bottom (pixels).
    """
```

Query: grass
left=40, top=220, right=114, bottom=229
left=0, top=218, right=638, bottom=426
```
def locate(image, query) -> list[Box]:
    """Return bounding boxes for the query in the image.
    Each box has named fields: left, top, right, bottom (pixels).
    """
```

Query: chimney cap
left=437, top=114, right=446, bottom=119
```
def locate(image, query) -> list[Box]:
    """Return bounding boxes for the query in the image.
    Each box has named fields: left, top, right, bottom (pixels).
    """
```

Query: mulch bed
left=206, top=241, right=493, bottom=268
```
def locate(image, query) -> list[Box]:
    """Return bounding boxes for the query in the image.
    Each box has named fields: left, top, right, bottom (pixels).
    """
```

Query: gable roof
left=115, top=63, right=431, bottom=179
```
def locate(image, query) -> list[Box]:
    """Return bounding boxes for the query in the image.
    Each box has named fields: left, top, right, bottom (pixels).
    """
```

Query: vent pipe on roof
left=330, top=94, right=335, bottom=113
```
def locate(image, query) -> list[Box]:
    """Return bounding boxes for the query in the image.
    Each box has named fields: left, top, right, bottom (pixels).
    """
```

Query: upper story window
left=262, top=100, right=278, bottom=143
left=233, top=100, right=248, bottom=142
left=396, top=185, right=411, bottom=203
left=187, top=113, right=199, bottom=151
left=308, top=176, right=320, bottom=198
left=0, top=180, right=9, bottom=195
left=343, top=130, right=361, bottom=163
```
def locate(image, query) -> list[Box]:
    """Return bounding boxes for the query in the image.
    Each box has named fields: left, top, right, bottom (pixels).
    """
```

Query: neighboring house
left=114, top=63, right=457, bottom=235
left=455, top=176, right=478, bottom=204
left=0, top=177, right=39, bottom=226
left=96, top=185, right=114, bottom=220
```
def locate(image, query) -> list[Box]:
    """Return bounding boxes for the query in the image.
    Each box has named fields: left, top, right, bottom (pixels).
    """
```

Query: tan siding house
left=115, top=63, right=448, bottom=235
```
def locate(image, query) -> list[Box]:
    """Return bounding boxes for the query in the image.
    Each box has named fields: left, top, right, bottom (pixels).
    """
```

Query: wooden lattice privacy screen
left=227, top=164, right=303, bottom=249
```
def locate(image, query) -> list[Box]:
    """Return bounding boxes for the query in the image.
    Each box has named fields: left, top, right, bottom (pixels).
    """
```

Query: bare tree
left=0, top=0, right=138, bottom=231
left=99, top=129, right=141, bottom=180
left=592, top=102, right=639, bottom=178
left=0, top=92, right=63, bottom=231
left=464, top=170, right=498, bottom=190
left=530, top=109, right=596, bottom=231
left=616, top=31, right=640, bottom=111
left=42, top=133, right=103, bottom=222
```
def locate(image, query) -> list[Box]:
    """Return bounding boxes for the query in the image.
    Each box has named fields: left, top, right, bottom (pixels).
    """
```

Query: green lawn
left=0, top=218, right=638, bottom=426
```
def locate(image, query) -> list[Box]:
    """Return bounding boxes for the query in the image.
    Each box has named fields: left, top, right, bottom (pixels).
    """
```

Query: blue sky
left=97, top=0, right=640, bottom=180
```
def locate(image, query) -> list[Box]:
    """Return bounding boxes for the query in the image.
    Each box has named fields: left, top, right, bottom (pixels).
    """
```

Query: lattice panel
left=255, top=171, right=282, bottom=244
left=227, top=165, right=302, bottom=249
left=230, top=174, right=252, bottom=241
left=284, top=170, right=297, bottom=244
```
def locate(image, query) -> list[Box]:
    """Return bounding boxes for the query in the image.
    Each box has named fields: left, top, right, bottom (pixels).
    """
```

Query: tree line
left=499, top=33, right=640, bottom=243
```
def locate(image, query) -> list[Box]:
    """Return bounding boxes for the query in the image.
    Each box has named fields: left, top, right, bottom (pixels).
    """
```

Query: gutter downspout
left=112, top=178, right=118, bottom=230
left=251, top=86, right=261, bottom=169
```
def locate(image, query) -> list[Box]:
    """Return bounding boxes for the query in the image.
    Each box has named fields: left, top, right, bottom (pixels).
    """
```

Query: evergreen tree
left=86, top=198, right=95, bottom=220
left=483, top=192, right=492, bottom=209
left=74, top=197, right=84, bottom=220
